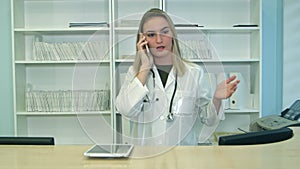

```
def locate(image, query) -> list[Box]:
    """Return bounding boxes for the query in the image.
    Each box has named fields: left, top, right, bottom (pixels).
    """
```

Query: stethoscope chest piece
left=166, top=113, right=174, bottom=122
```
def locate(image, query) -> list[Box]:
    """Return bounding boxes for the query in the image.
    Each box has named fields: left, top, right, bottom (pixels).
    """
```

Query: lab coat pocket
left=166, top=96, right=198, bottom=145
left=173, top=96, right=197, bottom=116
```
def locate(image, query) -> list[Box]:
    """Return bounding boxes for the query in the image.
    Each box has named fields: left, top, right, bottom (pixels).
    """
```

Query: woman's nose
left=156, top=33, right=163, bottom=43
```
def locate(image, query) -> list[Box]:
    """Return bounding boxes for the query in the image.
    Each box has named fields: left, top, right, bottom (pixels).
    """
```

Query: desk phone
left=250, top=100, right=300, bottom=131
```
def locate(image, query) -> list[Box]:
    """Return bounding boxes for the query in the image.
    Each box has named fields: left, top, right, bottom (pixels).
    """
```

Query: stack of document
left=33, top=41, right=109, bottom=61
left=26, top=90, right=110, bottom=112
left=179, top=39, right=213, bottom=60
left=117, top=20, right=140, bottom=27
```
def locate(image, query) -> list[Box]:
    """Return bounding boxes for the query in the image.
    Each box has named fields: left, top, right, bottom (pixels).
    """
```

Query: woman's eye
left=162, top=30, right=169, bottom=34
left=147, top=33, right=155, bottom=38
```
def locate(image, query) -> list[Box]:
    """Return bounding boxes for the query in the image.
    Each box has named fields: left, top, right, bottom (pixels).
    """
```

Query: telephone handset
left=145, top=43, right=150, bottom=54
left=250, top=100, right=300, bottom=131
left=140, top=34, right=150, bottom=56
left=282, top=100, right=300, bottom=120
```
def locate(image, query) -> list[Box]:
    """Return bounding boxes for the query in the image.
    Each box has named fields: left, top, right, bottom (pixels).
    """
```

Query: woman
left=116, top=8, right=239, bottom=145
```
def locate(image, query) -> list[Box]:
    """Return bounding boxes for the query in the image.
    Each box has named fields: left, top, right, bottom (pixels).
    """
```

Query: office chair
left=218, top=127, right=293, bottom=145
left=0, top=136, right=55, bottom=145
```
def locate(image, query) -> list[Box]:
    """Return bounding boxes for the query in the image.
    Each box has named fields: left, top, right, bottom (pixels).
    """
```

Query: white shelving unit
left=11, top=0, right=261, bottom=144
left=11, top=0, right=113, bottom=145
left=164, top=0, right=262, bottom=133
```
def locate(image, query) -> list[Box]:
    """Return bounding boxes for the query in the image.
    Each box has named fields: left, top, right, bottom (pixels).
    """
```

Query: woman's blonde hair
left=133, top=8, right=186, bottom=76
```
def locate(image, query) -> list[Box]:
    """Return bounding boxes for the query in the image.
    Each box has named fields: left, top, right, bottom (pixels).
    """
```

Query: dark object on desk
left=0, top=137, right=55, bottom=145
left=233, top=24, right=258, bottom=27
left=218, top=127, right=293, bottom=145
left=175, top=24, right=204, bottom=27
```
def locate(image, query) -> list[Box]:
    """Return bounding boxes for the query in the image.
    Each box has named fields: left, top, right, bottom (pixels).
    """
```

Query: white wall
left=283, top=0, right=300, bottom=108
left=0, top=0, right=14, bottom=135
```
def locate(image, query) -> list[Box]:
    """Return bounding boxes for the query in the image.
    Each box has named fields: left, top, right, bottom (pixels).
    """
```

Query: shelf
left=177, top=27, right=260, bottom=33
left=116, top=58, right=260, bottom=63
left=14, top=28, right=110, bottom=32
left=16, top=111, right=111, bottom=116
left=114, top=26, right=260, bottom=33
left=188, top=58, right=260, bottom=63
left=15, top=60, right=111, bottom=64
left=224, top=109, right=259, bottom=114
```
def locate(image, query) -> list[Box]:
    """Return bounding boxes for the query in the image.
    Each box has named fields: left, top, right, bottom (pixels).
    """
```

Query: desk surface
left=1, top=127, right=300, bottom=169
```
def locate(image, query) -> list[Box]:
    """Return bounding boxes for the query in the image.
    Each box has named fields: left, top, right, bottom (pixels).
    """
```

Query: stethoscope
left=143, top=68, right=177, bottom=122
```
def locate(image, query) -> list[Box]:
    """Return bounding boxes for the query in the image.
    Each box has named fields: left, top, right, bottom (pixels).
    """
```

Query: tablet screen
left=84, top=144, right=134, bottom=158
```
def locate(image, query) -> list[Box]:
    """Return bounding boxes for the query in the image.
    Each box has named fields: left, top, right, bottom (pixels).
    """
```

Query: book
left=175, top=24, right=204, bottom=27
left=69, top=22, right=108, bottom=28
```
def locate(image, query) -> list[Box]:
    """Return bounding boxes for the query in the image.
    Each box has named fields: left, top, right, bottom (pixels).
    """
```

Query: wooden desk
left=1, top=127, right=300, bottom=169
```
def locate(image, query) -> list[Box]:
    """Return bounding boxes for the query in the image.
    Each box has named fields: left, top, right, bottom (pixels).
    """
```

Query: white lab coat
left=116, top=62, right=224, bottom=145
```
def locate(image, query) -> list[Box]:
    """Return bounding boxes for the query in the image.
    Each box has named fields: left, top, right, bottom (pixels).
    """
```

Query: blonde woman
left=116, top=8, right=239, bottom=145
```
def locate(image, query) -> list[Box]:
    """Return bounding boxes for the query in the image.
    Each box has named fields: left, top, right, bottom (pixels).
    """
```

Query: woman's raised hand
left=214, top=75, right=240, bottom=100
left=137, top=33, right=153, bottom=72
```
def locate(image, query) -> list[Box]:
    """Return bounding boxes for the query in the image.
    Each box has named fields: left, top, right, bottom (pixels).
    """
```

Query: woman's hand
left=137, top=33, right=153, bottom=72
left=214, top=75, right=240, bottom=100
left=136, top=33, right=154, bottom=85
left=213, top=75, right=240, bottom=112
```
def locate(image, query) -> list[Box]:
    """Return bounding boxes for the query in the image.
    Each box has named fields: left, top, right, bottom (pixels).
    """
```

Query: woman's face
left=143, top=16, right=173, bottom=61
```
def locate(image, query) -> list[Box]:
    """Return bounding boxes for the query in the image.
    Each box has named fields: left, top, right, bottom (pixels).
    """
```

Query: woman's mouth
left=156, top=46, right=165, bottom=51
